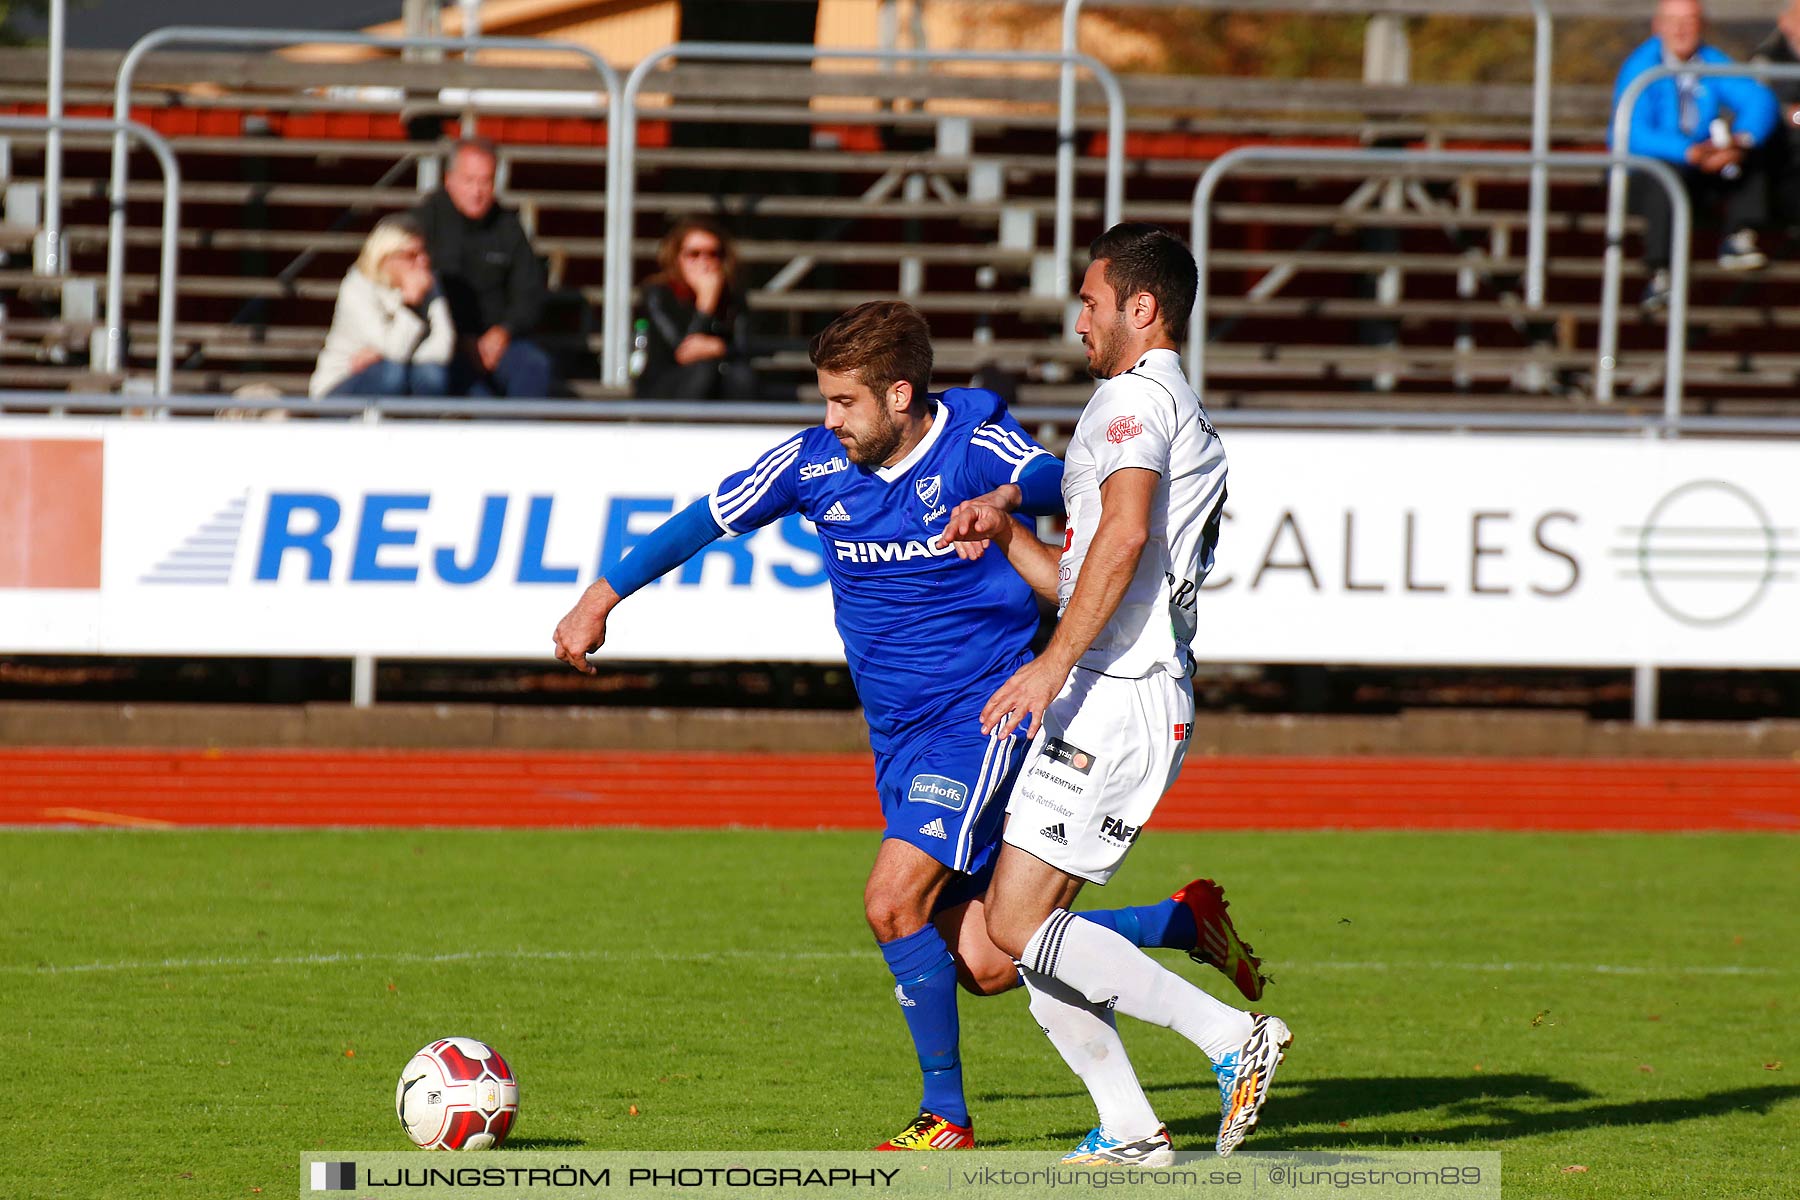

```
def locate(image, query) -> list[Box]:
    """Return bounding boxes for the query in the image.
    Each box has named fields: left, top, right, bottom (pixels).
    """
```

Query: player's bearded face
left=1083, top=308, right=1130, bottom=380
left=837, top=399, right=905, bottom=465
left=1077, top=260, right=1131, bottom=380
left=820, top=370, right=908, bottom=465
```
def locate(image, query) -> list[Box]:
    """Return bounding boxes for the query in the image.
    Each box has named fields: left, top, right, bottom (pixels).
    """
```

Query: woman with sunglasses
left=634, top=216, right=759, bottom=400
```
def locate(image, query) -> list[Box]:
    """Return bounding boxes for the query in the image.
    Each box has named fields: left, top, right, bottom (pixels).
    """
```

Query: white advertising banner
left=0, top=418, right=837, bottom=660
left=1, top=418, right=1796, bottom=667
left=1201, top=432, right=1798, bottom=667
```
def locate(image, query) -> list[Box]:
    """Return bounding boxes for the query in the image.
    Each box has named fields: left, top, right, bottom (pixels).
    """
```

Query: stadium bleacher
left=9, top=23, right=1791, bottom=413
left=0, top=0, right=1795, bottom=422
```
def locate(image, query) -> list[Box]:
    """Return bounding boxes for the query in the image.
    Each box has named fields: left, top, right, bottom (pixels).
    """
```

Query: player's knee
left=863, top=889, right=929, bottom=943
left=983, top=906, right=1036, bottom=961
left=956, top=951, right=1022, bottom=997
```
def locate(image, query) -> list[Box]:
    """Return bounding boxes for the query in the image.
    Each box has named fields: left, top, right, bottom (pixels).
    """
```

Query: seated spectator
left=633, top=217, right=758, bottom=400
left=413, top=138, right=558, bottom=397
left=309, top=215, right=458, bottom=398
left=1612, top=0, right=1779, bottom=311
left=1752, top=1, right=1800, bottom=228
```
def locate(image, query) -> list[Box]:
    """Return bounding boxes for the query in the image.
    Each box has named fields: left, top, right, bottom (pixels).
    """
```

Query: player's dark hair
left=809, top=301, right=935, bottom=413
left=1088, top=223, right=1198, bottom=341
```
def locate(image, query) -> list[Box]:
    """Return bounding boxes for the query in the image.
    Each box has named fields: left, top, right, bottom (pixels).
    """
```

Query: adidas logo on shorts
left=821, top=501, right=853, bottom=522
left=918, top=818, right=948, bottom=840
left=1039, top=823, right=1068, bottom=845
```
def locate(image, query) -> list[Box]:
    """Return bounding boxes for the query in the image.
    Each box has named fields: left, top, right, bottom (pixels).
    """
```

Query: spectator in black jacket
left=633, top=217, right=758, bottom=400
left=1753, top=3, right=1800, bottom=227
left=413, top=138, right=557, bottom=398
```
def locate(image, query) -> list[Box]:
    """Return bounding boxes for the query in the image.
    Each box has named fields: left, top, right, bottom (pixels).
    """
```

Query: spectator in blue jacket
left=1611, top=0, right=1779, bottom=310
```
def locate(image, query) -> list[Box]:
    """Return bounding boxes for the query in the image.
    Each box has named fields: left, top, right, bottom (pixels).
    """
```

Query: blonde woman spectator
left=310, top=215, right=460, bottom=397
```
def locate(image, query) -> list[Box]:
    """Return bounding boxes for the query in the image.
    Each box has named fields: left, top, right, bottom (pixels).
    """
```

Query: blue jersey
left=708, top=388, right=1051, bottom=755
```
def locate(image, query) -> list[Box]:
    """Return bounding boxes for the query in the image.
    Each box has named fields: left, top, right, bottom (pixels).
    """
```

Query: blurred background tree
left=1095, top=13, right=1646, bottom=84
left=0, top=0, right=49, bottom=47
left=980, top=6, right=1771, bottom=86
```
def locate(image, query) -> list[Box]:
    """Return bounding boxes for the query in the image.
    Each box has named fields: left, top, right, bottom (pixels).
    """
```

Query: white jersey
left=1057, top=347, right=1227, bottom=678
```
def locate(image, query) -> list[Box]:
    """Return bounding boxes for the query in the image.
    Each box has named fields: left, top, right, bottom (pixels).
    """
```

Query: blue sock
left=878, top=924, right=968, bottom=1128
left=1078, top=899, right=1197, bottom=950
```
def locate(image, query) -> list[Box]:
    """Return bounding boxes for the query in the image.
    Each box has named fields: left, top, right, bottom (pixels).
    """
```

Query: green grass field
left=4, top=829, right=1793, bottom=1198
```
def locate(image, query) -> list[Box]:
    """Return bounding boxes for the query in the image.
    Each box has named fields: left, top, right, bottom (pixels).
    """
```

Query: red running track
left=2, top=748, right=1798, bottom=831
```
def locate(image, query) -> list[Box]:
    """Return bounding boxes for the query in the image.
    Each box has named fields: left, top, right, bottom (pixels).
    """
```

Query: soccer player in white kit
left=939, top=224, right=1292, bottom=1162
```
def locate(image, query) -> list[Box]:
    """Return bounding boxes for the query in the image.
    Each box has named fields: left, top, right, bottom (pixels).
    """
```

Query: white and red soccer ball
left=396, top=1037, right=519, bottom=1150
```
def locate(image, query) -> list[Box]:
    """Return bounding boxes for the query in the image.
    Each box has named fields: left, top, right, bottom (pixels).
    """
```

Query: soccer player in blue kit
left=551, top=301, right=1266, bottom=1150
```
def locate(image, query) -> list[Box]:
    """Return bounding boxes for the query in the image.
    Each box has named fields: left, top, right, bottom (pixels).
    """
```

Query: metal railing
left=1189, top=146, right=1693, bottom=420
left=1600, top=61, right=1800, bottom=402
left=106, top=26, right=624, bottom=380
left=1526, top=0, right=1553, bottom=311
left=41, top=0, right=67, bottom=276
left=2, top=116, right=181, bottom=396
left=607, top=41, right=1126, bottom=388
left=1060, top=0, right=1556, bottom=311
left=19, top=393, right=1800, bottom=438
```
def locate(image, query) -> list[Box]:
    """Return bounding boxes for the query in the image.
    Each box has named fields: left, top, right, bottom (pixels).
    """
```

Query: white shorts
left=1003, top=666, right=1195, bottom=885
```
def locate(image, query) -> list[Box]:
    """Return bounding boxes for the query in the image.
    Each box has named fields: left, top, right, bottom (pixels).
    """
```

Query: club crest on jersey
left=1107, top=415, right=1144, bottom=444
left=908, top=773, right=968, bottom=811
left=915, top=474, right=948, bottom=524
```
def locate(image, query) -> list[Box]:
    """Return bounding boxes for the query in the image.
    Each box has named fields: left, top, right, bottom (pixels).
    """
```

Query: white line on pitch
left=2, top=948, right=868, bottom=975
left=3, top=949, right=1789, bottom=977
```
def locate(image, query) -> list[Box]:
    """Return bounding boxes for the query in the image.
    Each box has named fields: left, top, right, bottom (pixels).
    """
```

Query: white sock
left=1020, top=966, right=1162, bottom=1141
left=1024, top=908, right=1253, bottom=1063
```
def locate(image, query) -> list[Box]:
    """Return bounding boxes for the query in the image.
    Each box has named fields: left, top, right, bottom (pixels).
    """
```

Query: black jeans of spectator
left=1769, top=120, right=1800, bottom=228
left=637, top=356, right=759, bottom=401
left=1630, top=154, right=1770, bottom=270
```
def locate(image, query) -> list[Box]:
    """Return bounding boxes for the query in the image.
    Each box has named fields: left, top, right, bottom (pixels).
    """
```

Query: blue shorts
left=875, top=724, right=1026, bottom=902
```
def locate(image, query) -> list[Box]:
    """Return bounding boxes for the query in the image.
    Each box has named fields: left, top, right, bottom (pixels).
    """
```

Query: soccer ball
left=395, top=1037, right=520, bottom=1150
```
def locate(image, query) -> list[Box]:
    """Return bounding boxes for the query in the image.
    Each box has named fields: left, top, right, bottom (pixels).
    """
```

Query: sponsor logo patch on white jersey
left=1106, top=415, right=1144, bottom=444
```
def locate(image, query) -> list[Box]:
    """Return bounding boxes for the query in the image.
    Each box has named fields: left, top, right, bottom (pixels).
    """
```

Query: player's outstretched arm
left=978, top=467, right=1157, bottom=737
left=1040, top=466, right=1156, bottom=667
left=963, top=451, right=1064, bottom=517
left=936, top=501, right=1061, bottom=599
left=549, top=496, right=727, bottom=674
left=552, top=578, right=621, bottom=676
